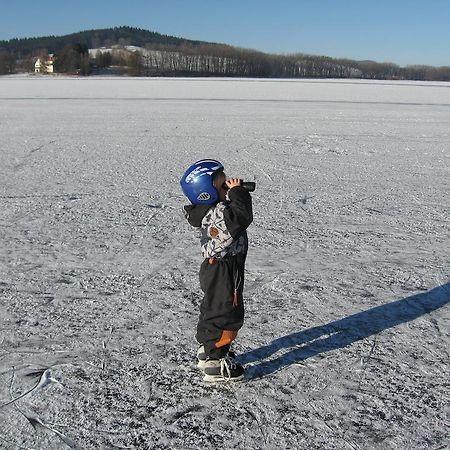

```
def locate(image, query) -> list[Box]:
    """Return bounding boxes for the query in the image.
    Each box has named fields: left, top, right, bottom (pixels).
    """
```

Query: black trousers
left=196, top=253, right=246, bottom=359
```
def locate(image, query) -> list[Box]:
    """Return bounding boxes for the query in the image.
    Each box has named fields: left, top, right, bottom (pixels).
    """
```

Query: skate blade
left=203, top=374, right=244, bottom=383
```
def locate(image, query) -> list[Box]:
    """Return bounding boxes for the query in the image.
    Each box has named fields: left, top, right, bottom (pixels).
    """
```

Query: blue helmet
left=180, top=159, right=224, bottom=204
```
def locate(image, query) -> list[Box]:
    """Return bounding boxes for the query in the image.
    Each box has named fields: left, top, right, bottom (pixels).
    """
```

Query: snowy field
left=0, top=76, right=449, bottom=449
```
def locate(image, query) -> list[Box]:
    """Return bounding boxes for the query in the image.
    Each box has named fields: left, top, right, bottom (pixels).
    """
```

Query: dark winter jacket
left=184, top=187, right=253, bottom=259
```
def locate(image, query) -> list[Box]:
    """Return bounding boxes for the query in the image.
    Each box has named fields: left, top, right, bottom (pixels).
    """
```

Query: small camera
left=241, top=181, right=256, bottom=192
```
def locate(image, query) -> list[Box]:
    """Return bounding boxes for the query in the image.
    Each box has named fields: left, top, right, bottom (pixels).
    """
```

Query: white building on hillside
left=35, top=55, right=55, bottom=73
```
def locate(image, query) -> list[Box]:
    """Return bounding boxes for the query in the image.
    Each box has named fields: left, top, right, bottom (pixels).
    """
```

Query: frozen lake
left=1, top=76, right=449, bottom=449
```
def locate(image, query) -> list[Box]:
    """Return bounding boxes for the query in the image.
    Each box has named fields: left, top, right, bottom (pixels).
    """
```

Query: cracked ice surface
left=0, top=76, right=449, bottom=449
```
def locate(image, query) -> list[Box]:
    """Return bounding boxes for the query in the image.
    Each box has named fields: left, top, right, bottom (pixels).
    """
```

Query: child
left=180, top=159, right=253, bottom=382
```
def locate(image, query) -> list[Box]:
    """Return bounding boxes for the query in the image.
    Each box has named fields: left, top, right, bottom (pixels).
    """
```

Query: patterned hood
left=183, top=204, right=213, bottom=228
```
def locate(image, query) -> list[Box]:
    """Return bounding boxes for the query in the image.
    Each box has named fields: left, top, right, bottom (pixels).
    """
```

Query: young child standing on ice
left=180, top=159, right=253, bottom=382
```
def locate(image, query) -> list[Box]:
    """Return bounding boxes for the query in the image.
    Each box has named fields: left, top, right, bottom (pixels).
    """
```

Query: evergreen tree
left=54, top=44, right=90, bottom=74
left=0, top=50, right=15, bottom=74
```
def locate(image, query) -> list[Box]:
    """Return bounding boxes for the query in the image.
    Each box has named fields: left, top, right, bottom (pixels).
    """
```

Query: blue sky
left=1, top=0, right=449, bottom=67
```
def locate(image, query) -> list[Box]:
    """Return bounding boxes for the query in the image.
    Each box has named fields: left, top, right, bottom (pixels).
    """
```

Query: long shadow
left=238, top=282, right=450, bottom=380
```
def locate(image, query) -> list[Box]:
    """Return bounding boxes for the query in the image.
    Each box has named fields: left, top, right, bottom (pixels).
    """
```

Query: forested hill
left=1, top=26, right=449, bottom=81
left=0, top=26, right=214, bottom=56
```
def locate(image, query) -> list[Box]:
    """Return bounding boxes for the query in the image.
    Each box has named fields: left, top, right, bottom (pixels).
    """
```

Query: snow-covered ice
left=0, top=76, right=449, bottom=449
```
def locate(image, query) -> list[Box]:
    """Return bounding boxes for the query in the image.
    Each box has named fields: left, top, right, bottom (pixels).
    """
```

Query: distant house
left=35, top=54, right=55, bottom=73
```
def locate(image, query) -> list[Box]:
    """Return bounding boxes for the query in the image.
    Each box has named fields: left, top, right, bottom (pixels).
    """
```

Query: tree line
left=92, top=43, right=450, bottom=81
left=0, top=26, right=449, bottom=81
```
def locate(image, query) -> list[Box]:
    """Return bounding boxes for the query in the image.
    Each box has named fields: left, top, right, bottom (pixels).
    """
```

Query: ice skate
left=203, top=356, right=244, bottom=382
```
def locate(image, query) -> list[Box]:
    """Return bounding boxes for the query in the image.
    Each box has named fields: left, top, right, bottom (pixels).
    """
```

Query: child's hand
left=225, top=178, right=242, bottom=190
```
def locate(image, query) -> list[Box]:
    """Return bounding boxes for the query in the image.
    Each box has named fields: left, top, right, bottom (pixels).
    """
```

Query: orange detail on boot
left=215, top=330, right=238, bottom=348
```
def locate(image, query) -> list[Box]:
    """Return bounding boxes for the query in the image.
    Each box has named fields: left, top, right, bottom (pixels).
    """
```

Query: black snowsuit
left=184, top=187, right=253, bottom=359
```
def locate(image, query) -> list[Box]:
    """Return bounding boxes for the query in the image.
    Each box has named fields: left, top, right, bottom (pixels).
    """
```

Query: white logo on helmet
left=197, top=192, right=211, bottom=201
left=185, top=164, right=222, bottom=184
